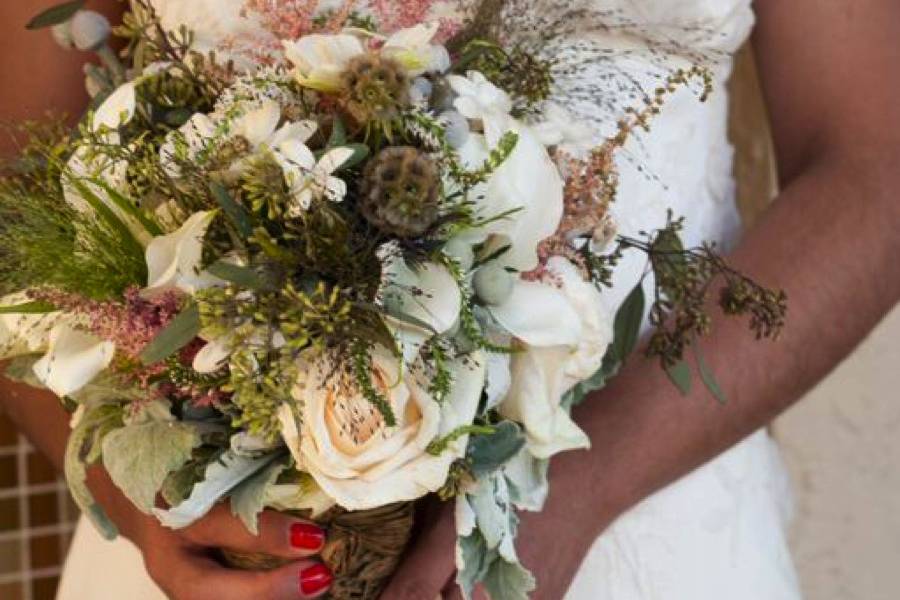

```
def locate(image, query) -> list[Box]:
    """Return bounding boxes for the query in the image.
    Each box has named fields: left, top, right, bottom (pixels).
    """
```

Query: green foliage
left=26, top=0, right=85, bottom=30
left=102, top=420, right=202, bottom=513
left=351, top=342, right=396, bottom=427
left=465, top=421, right=525, bottom=475
left=0, top=139, right=147, bottom=298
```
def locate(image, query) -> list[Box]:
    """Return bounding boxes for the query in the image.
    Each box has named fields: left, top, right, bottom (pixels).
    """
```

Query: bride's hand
left=87, top=466, right=334, bottom=599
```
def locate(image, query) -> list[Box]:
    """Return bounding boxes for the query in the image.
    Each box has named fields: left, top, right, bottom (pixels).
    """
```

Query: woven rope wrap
left=221, top=502, right=415, bottom=600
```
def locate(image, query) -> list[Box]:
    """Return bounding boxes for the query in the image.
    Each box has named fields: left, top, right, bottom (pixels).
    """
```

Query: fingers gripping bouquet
left=1, top=1, right=787, bottom=598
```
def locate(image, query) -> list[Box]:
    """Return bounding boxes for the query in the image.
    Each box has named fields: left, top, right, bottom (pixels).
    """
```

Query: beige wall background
left=729, top=47, right=900, bottom=599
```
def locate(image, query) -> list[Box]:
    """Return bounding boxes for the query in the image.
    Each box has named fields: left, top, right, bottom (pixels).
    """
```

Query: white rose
left=495, top=257, right=614, bottom=459
left=280, top=347, right=486, bottom=511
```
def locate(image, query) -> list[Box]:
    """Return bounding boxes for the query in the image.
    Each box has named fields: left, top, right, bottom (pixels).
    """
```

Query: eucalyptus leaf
left=328, top=117, right=347, bottom=147
left=26, top=0, right=85, bottom=30
left=230, top=459, right=287, bottom=535
left=611, top=282, right=645, bottom=363
left=102, top=421, right=201, bottom=514
left=466, top=421, right=525, bottom=476
left=694, top=347, right=727, bottom=404
left=210, top=181, right=253, bottom=238
left=206, top=261, right=272, bottom=291
left=139, top=304, right=201, bottom=365
left=667, top=360, right=693, bottom=396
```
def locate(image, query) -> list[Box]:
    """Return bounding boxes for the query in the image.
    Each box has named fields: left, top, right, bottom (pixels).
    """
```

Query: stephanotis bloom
left=283, top=22, right=449, bottom=93
left=278, top=346, right=486, bottom=511
left=159, top=100, right=317, bottom=177
left=273, top=139, right=355, bottom=216
left=491, top=257, right=614, bottom=459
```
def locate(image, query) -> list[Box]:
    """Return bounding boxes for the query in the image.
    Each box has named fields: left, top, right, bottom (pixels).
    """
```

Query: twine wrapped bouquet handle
left=221, top=503, right=415, bottom=600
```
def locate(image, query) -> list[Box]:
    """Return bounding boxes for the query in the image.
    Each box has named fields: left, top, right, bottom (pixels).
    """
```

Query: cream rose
left=280, top=347, right=486, bottom=511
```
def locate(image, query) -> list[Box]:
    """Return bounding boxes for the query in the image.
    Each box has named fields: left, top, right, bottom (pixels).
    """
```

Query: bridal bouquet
left=0, top=1, right=786, bottom=598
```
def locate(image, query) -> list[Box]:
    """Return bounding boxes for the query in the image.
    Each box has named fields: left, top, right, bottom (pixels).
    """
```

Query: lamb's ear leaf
left=26, top=0, right=86, bottom=30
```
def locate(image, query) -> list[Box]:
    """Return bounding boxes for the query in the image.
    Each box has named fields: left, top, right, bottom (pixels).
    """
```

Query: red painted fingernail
left=291, top=522, right=326, bottom=551
left=300, top=563, right=333, bottom=596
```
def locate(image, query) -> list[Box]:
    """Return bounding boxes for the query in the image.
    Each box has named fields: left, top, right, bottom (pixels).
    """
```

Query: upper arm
left=752, top=0, right=900, bottom=182
left=0, top=0, right=124, bottom=156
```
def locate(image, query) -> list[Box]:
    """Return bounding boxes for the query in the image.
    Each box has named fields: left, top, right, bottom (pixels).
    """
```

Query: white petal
left=234, top=101, right=280, bottom=148
left=484, top=351, right=511, bottom=410
left=385, top=23, right=439, bottom=50
left=483, top=125, right=564, bottom=272
left=0, top=293, right=65, bottom=361
left=277, top=139, right=317, bottom=170
left=192, top=338, right=231, bottom=374
left=490, top=279, right=581, bottom=347
left=144, top=211, right=218, bottom=296
left=33, top=325, right=115, bottom=398
left=381, top=254, right=461, bottom=336
left=323, top=176, right=347, bottom=202
left=267, top=120, right=318, bottom=148
left=499, top=346, right=590, bottom=459
left=318, top=147, right=354, bottom=175
left=93, top=82, right=136, bottom=132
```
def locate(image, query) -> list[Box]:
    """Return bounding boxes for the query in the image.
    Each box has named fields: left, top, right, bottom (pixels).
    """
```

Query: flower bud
left=474, top=264, right=515, bottom=306
left=409, top=77, right=433, bottom=106
left=70, top=10, right=111, bottom=52
left=439, top=110, right=470, bottom=148
left=51, top=21, right=75, bottom=50
left=443, top=238, right=475, bottom=272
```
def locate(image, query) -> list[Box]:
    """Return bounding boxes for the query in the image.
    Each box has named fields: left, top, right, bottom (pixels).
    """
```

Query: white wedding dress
left=57, top=1, right=802, bottom=599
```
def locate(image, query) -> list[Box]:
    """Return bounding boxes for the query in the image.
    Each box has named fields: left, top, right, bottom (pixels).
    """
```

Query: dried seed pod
left=341, top=54, right=409, bottom=123
left=360, top=146, right=441, bottom=239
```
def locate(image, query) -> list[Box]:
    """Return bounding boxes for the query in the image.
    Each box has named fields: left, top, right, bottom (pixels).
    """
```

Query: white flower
left=274, top=139, right=354, bottom=215
left=32, top=324, right=115, bottom=398
left=454, top=126, right=564, bottom=273
left=93, top=82, right=137, bottom=136
left=159, top=101, right=317, bottom=177
left=283, top=24, right=448, bottom=93
left=283, top=34, right=365, bottom=93
left=279, top=347, right=486, bottom=511
left=378, top=245, right=461, bottom=364
left=495, top=258, right=613, bottom=459
left=448, top=72, right=514, bottom=144
left=381, top=23, right=450, bottom=76
left=144, top=211, right=221, bottom=297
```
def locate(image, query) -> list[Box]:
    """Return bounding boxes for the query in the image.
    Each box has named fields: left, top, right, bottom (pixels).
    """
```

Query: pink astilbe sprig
left=29, top=287, right=181, bottom=362
left=524, top=144, right=620, bottom=282
left=371, top=0, right=461, bottom=41
left=242, top=0, right=321, bottom=40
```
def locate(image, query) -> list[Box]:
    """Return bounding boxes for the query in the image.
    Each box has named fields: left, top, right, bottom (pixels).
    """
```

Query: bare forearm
left=536, top=145, right=900, bottom=551
left=0, top=374, right=71, bottom=470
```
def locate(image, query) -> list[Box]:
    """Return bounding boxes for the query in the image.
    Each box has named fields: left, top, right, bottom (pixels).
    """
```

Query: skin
left=1, top=0, right=899, bottom=599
